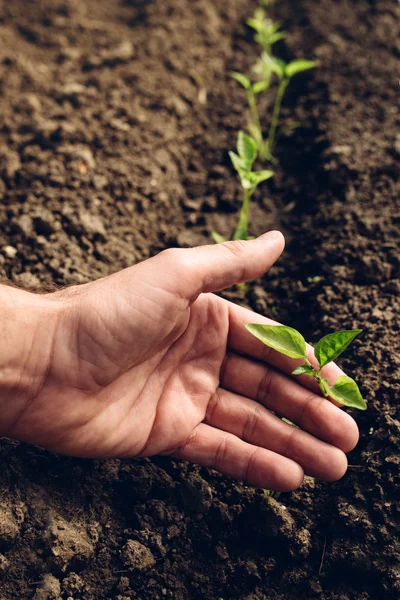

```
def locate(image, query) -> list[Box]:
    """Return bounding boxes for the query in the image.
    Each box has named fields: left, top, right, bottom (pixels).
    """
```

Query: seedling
left=245, top=324, right=367, bottom=410
left=265, top=56, right=317, bottom=159
left=212, top=131, right=273, bottom=243
left=230, top=71, right=271, bottom=162
left=247, top=9, right=286, bottom=56
left=231, top=3, right=317, bottom=163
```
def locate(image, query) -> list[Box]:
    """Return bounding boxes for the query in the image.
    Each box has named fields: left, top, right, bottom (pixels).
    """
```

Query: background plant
left=245, top=324, right=367, bottom=410
left=231, top=3, right=317, bottom=163
left=212, top=131, right=273, bottom=243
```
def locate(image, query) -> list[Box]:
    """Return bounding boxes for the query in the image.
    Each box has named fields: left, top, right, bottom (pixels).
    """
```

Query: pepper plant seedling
left=247, top=9, right=286, bottom=57
left=230, top=71, right=271, bottom=162
left=212, top=131, right=273, bottom=243
left=245, top=324, right=367, bottom=410
left=230, top=7, right=286, bottom=161
left=265, top=56, right=318, bottom=159
left=231, top=1, right=317, bottom=164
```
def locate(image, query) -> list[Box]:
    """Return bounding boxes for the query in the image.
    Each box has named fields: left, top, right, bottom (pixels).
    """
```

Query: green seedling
left=231, top=8, right=286, bottom=161
left=231, top=0, right=317, bottom=164
left=230, top=71, right=271, bottom=162
left=265, top=56, right=318, bottom=159
left=231, top=53, right=317, bottom=164
left=247, top=9, right=286, bottom=56
left=212, top=131, right=273, bottom=243
left=245, top=324, right=367, bottom=410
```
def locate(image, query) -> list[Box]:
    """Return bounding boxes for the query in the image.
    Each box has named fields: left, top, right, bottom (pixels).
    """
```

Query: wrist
left=0, top=285, right=62, bottom=434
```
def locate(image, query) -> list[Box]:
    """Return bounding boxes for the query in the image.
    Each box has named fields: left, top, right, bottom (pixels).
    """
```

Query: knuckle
left=205, top=391, right=219, bottom=425
left=221, top=239, right=248, bottom=258
left=256, top=367, right=274, bottom=404
left=243, top=405, right=262, bottom=441
left=243, top=447, right=261, bottom=482
left=213, top=434, right=231, bottom=472
left=161, top=247, right=186, bottom=267
left=174, top=427, right=199, bottom=458
left=282, top=426, right=299, bottom=456
left=297, top=392, right=322, bottom=426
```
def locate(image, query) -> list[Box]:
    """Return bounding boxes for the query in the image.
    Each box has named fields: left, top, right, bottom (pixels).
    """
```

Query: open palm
left=8, top=232, right=358, bottom=491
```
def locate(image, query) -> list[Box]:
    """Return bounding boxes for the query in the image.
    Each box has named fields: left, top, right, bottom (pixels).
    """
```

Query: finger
left=221, top=352, right=359, bottom=453
left=172, top=422, right=304, bottom=492
left=205, top=388, right=348, bottom=481
left=155, top=231, right=285, bottom=300
left=226, top=300, right=344, bottom=392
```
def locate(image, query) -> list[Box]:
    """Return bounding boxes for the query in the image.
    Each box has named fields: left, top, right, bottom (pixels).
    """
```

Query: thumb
left=155, top=230, right=285, bottom=299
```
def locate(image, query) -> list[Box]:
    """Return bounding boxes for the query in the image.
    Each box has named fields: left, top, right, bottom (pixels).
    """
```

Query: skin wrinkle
left=5, top=303, right=60, bottom=439
left=242, top=402, right=263, bottom=442
left=171, top=425, right=199, bottom=460
left=204, top=389, right=220, bottom=426
left=281, top=424, right=299, bottom=460
left=244, top=446, right=263, bottom=483
left=212, top=432, right=231, bottom=473
left=296, top=391, right=323, bottom=429
left=256, top=363, right=274, bottom=407
left=201, top=242, right=249, bottom=295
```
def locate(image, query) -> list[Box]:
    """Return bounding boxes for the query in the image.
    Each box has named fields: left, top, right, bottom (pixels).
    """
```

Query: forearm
left=0, top=284, right=59, bottom=434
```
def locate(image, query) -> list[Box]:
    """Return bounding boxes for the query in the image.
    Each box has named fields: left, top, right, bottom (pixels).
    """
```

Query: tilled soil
left=0, top=0, right=399, bottom=598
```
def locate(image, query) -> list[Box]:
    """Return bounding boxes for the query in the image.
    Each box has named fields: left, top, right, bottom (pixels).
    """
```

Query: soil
left=0, top=0, right=399, bottom=598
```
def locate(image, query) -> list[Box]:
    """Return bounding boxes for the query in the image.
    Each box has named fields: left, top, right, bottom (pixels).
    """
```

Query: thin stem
left=233, top=188, right=252, bottom=241
left=247, top=89, right=267, bottom=161
left=267, top=77, right=288, bottom=156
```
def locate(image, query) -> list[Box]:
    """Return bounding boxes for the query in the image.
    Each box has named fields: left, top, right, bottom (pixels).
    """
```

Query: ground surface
left=0, top=0, right=399, bottom=598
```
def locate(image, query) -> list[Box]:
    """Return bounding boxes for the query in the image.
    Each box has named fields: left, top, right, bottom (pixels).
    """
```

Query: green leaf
left=211, top=231, right=226, bottom=244
left=328, top=376, right=367, bottom=411
left=237, top=131, right=258, bottom=168
left=252, top=80, right=270, bottom=95
left=285, top=59, right=318, bottom=78
left=292, top=364, right=316, bottom=376
left=269, top=31, right=286, bottom=44
left=246, top=17, right=264, bottom=34
left=240, top=169, right=274, bottom=190
left=230, top=71, right=251, bottom=90
left=229, top=151, right=247, bottom=175
left=268, top=56, right=286, bottom=80
left=251, top=169, right=274, bottom=185
left=315, top=330, right=362, bottom=368
left=245, top=324, right=307, bottom=359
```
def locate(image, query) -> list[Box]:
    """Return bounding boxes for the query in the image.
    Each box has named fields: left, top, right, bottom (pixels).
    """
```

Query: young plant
left=231, top=2, right=317, bottom=163
left=230, top=8, right=285, bottom=161
left=245, top=324, right=367, bottom=410
left=265, top=56, right=317, bottom=159
left=212, top=131, right=273, bottom=243
left=247, top=8, right=286, bottom=56
left=230, top=71, right=271, bottom=162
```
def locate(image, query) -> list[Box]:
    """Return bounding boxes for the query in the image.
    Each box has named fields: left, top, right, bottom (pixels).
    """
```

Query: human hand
left=2, top=231, right=359, bottom=491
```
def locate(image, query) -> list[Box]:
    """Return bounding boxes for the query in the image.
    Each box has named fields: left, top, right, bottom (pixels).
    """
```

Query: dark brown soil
left=0, top=0, right=399, bottom=598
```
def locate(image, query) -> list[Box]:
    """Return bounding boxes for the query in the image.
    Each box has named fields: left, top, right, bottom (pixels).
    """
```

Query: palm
left=12, top=288, right=227, bottom=459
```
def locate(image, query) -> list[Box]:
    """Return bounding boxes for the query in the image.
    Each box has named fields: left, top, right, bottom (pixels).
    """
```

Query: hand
left=2, top=231, right=359, bottom=491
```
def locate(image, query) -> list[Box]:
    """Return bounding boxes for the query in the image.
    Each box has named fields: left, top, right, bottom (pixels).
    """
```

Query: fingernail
left=257, top=230, right=282, bottom=241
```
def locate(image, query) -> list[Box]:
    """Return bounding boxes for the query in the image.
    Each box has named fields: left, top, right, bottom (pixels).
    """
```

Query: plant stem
left=233, top=189, right=252, bottom=240
left=247, top=89, right=267, bottom=161
left=267, top=77, right=288, bottom=156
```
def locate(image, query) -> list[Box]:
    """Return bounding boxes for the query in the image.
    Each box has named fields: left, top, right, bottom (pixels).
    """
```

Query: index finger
left=225, top=299, right=344, bottom=393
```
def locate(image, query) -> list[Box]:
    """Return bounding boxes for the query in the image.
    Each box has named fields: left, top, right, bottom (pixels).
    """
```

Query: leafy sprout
left=230, top=2, right=318, bottom=164
left=245, top=324, right=367, bottom=410
left=265, top=56, right=318, bottom=158
left=212, top=131, right=273, bottom=243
